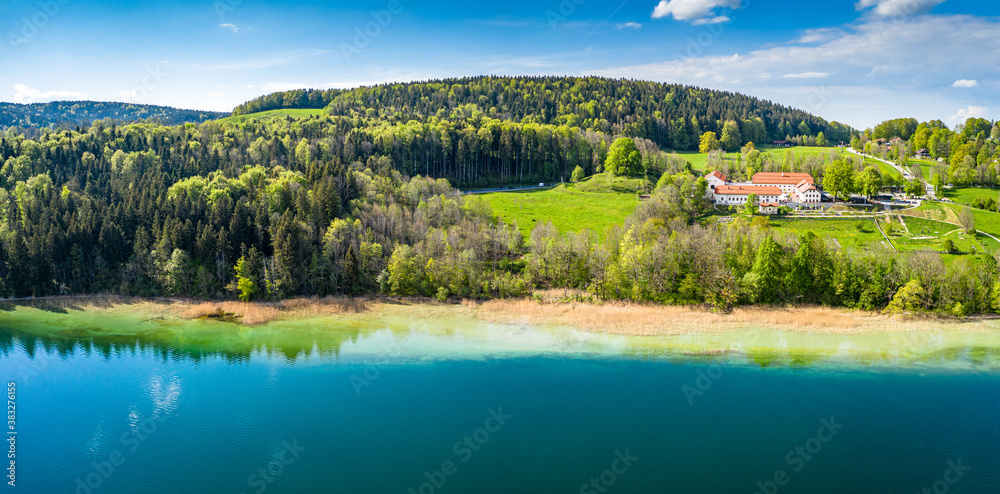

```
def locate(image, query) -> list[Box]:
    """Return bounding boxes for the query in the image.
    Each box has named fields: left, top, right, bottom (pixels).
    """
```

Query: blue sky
left=0, top=0, right=997, bottom=129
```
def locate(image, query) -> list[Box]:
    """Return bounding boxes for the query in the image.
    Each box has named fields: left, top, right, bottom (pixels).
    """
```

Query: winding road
left=846, top=148, right=914, bottom=181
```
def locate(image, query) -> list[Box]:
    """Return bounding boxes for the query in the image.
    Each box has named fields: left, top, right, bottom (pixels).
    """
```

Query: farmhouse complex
left=706, top=171, right=821, bottom=206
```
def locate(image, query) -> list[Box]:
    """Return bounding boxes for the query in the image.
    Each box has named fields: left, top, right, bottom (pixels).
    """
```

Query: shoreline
left=2, top=294, right=998, bottom=336
left=3, top=294, right=1000, bottom=370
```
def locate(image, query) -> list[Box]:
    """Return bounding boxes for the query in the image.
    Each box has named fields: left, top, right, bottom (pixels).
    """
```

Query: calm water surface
left=1, top=310, right=999, bottom=493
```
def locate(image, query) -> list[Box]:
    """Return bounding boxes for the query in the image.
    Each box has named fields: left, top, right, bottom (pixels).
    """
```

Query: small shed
left=758, top=203, right=781, bottom=215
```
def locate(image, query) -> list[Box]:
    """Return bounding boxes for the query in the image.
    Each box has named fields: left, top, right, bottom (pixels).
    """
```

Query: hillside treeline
left=231, top=89, right=344, bottom=116
left=0, top=101, right=226, bottom=133
left=855, top=117, right=1000, bottom=187
left=231, top=77, right=855, bottom=151
left=0, top=115, right=994, bottom=316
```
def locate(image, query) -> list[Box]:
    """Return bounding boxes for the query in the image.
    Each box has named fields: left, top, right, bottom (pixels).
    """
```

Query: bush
left=605, top=138, right=644, bottom=177
left=942, top=239, right=956, bottom=253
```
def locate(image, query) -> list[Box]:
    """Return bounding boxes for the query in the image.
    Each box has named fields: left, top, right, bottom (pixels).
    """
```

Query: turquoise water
left=2, top=322, right=999, bottom=493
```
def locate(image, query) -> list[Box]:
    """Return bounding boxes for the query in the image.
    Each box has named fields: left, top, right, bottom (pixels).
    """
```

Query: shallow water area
left=2, top=301, right=999, bottom=493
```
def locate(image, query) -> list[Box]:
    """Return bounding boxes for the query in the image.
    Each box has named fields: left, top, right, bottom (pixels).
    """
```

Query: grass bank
left=4, top=295, right=1000, bottom=369
left=4, top=294, right=999, bottom=336
left=479, top=174, right=641, bottom=238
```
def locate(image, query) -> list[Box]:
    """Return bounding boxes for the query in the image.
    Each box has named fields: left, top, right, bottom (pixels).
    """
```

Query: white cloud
left=484, top=56, right=557, bottom=69
left=12, top=84, right=89, bottom=104
left=952, top=79, right=978, bottom=88
left=475, top=17, right=532, bottom=28
left=591, top=15, right=1000, bottom=128
left=796, top=28, right=845, bottom=44
left=206, top=49, right=327, bottom=70
left=651, top=0, right=742, bottom=23
left=692, top=16, right=730, bottom=25
left=260, top=82, right=308, bottom=92
left=116, top=90, right=140, bottom=100
left=783, top=72, right=831, bottom=79
left=617, top=22, right=643, bottom=30
left=219, top=23, right=239, bottom=33
left=854, top=0, right=946, bottom=17
left=949, top=105, right=988, bottom=125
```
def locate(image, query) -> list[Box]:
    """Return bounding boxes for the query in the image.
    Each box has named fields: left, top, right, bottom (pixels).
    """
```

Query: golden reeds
left=182, top=297, right=370, bottom=325
left=469, top=299, right=914, bottom=336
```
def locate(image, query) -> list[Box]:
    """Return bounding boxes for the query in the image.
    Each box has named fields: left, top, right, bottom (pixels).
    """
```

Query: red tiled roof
left=714, top=185, right=782, bottom=196
left=752, top=172, right=815, bottom=186
left=706, top=170, right=728, bottom=182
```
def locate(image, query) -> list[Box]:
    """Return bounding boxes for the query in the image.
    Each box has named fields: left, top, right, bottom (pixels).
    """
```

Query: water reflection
left=1, top=303, right=1000, bottom=371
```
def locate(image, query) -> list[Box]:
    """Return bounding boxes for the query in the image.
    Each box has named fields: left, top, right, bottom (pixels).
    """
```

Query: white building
left=794, top=180, right=821, bottom=203
left=706, top=170, right=820, bottom=206
left=750, top=172, right=815, bottom=196
left=714, top=185, right=783, bottom=206
left=706, top=170, right=728, bottom=189
left=704, top=171, right=728, bottom=199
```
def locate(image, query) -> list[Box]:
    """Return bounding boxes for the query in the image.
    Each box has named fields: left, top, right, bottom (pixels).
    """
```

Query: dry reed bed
left=184, top=297, right=369, bottom=325
left=470, top=299, right=963, bottom=336
left=8, top=294, right=994, bottom=335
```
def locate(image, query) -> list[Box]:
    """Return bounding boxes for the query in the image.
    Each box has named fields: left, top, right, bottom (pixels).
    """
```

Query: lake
left=1, top=303, right=999, bottom=493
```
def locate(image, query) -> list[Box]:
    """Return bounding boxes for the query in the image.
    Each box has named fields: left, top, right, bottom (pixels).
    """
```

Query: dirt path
left=874, top=217, right=898, bottom=252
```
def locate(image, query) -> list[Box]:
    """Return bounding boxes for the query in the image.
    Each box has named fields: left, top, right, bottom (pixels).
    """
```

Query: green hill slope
left=0, top=101, right=227, bottom=130
left=230, top=76, right=854, bottom=151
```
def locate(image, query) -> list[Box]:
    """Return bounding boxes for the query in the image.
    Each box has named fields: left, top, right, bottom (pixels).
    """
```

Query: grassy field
left=572, top=173, right=653, bottom=194
left=770, top=218, right=887, bottom=250
left=217, top=108, right=326, bottom=123
left=941, top=186, right=1000, bottom=208
left=892, top=216, right=984, bottom=255
left=670, top=150, right=712, bottom=171
left=872, top=161, right=904, bottom=181
left=757, top=145, right=845, bottom=160
left=479, top=175, right=640, bottom=238
left=771, top=216, right=989, bottom=260
left=907, top=158, right=942, bottom=180
left=899, top=201, right=1000, bottom=250
left=672, top=146, right=846, bottom=172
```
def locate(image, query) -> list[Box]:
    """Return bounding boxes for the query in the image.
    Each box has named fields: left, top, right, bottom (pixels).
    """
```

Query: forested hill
left=230, top=76, right=854, bottom=149
left=0, top=101, right=227, bottom=131
left=0, top=82, right=992, bottom=314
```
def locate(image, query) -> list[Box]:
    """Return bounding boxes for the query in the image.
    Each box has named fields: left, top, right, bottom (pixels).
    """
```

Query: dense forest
left=0, top=101, right=226, bottom=133
left=0, top=77, right=996, bottom=315
left=0, top=110, right=994, bottom=315
left=852, top=117, right=1000, bottom=189
left=232, top=77, right=855, bottom=151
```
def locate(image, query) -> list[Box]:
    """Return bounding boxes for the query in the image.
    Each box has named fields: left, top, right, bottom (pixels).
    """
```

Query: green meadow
left=941, top=186, right=1000, bottom=208
left=217, top=108, right=327, bottom=123
left=478, top=174, right=641, bottom=238
left=901, top=201, right=1000, bottom=250
left=672, top=146, right=846, bottom=172
left=907, top=158, right=942, bottom=180
left=770, top=216, right=987, bottom=259
left=769, top=218, right=886, bottom=249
